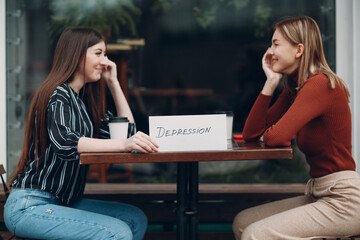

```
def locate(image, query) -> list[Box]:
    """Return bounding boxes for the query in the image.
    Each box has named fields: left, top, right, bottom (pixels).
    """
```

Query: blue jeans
left=4, top=188, right=147, bottom=240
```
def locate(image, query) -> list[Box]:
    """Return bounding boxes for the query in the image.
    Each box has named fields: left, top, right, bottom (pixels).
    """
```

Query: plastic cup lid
left=109, top=117, right=129, bottom=122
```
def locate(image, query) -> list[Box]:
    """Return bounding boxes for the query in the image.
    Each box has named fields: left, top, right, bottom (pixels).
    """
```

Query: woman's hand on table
left=125, top=131, right=159, bottom=153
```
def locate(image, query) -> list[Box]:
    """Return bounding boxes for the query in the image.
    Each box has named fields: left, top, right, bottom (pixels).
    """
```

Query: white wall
left=336, top=0, right=360, bottom=170
left=0, top=0, right=7, bottom=178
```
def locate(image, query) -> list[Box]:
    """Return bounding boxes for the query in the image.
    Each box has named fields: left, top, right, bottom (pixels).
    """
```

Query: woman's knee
left=132, top=205, right=147, bottom=225
left=100, top=220, right=133, bottom=240
left=124, top=204, right=147, bottom=229
left=241, top=224, right=257, bottom=240
left=233, top=209, right=252, bottom=240
left=121, top=205, right=147, bottom=240
left=243, top=220, right=289, bottom=240
left=233, top=208, right=254, bottom=231
left=112, top=224, right=133, bottom=240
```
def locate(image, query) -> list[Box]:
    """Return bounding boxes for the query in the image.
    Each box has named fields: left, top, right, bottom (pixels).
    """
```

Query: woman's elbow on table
left=262, top=133, right=292, bottom=147
left=243, top=135, right=261, bottom=142
left=242, top=130, right=263, bottom=142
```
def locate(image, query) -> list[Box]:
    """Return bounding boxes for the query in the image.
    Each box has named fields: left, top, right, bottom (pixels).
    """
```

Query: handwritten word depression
left=155, top=126, right=211, bottom=138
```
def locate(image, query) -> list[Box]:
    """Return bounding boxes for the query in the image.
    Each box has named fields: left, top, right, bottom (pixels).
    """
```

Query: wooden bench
left=83, top=183, right=307, bottom=222
left=1, top=183, right=307, bottom=240
left=1, top=183, right=359, bottom=240
left=79, top=183, right=360, bottom=240
left=83, top=183, right=306, bottom=240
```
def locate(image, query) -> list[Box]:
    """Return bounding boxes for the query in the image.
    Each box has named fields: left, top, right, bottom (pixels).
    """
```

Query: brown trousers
left=232, top=171, right=360, bottom=240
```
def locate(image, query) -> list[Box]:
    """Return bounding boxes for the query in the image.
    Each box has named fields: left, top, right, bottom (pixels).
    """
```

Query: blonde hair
left=275, top=16, right=350, bottom=98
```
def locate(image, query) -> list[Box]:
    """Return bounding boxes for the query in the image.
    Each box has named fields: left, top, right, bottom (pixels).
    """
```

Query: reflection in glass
left=6, top=0, right=334, bottom=183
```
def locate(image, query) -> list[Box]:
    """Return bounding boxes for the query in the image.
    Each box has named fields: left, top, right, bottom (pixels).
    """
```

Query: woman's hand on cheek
left=262, top=48, right=282, bottom=81
left=102, top=58, right=119, bottom=88
left=125, top=131, right=159, bottom=153
left=262, top=49, right=273, bottom=77
left=261, top=48, right=282, bottom=96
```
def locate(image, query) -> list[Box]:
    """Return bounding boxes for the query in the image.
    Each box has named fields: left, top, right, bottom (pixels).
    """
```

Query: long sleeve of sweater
left=242, top=73, right=355, bottom=177
left=242, top=88, right=293, bottom=144
left=243, top=74, right=334, bottom=146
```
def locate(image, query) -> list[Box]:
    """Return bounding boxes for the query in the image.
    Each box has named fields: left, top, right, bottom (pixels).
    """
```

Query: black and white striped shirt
left=12, top=83, right=135, bottom=205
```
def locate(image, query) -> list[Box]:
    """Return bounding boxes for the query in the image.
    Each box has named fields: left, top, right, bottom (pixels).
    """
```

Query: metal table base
left=177, top=162, right=199, bottom=240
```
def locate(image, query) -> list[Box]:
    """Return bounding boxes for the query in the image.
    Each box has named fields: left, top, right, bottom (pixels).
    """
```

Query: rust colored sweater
left=242, top=73, right=355, bottom=177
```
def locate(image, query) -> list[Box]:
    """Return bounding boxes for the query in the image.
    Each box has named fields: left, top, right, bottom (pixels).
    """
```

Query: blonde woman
left=232, top=16, right=360, bottom=240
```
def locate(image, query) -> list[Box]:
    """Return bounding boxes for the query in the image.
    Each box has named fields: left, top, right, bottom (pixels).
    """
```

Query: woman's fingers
left=137, top=131, right=159, bottom=148
left=102, top=59, right=118, bottom=84
left=263, top=49, right=282, bottom=79
left=134, top=132, right=159, bottom=152
left=127, top=132, right=159, bottom=153
left=262, top=48, right=274, bottom=76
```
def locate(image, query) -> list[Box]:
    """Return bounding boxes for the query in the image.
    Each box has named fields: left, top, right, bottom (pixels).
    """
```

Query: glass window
left=6, top=0, right=335, bottom=183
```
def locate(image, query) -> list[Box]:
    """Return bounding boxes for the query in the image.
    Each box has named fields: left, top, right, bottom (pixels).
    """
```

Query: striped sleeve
left=46, top=99, right=82, bottom=161
left=128, top=123, right=137, bottom=137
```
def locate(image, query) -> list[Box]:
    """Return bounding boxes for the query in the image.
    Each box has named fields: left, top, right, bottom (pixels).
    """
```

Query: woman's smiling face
left=83, top=41, right=107, bottom=83
left=268, top=28, right=301, bottom=75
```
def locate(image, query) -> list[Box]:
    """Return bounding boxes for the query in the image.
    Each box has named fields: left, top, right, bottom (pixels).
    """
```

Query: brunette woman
left=4, top=27, right=158, bottom=240
left=232, top=16, right=360, bottom=240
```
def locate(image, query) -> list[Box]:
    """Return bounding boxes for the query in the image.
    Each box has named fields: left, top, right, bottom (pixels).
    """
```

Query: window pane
left=6, top=0, right=335, bottom=183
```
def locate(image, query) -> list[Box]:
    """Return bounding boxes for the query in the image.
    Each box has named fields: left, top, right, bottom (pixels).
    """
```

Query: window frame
left=0, top=0, right=7, bottom=178
left=336, top=0, right=360, bottom=170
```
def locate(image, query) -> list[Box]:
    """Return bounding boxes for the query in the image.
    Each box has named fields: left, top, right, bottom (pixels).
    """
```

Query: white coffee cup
left=108, top=117, right=129, bottom=139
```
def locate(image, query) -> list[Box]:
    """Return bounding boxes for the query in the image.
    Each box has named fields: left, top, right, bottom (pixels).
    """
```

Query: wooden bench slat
left=83, top=183, right=306, bottom=201
left=0, top=183, right=306, bottom=197
left=83, top=183, right=306, bottom=195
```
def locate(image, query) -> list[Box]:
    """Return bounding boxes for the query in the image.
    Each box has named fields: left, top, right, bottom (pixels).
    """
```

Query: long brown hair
left=11, top=27, right=107, bottom=183
left=275, top=16, right=350, bottom=98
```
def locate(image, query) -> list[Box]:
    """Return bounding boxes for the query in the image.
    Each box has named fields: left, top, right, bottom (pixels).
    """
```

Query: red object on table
left=233, top=134, right=244, bottom=142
